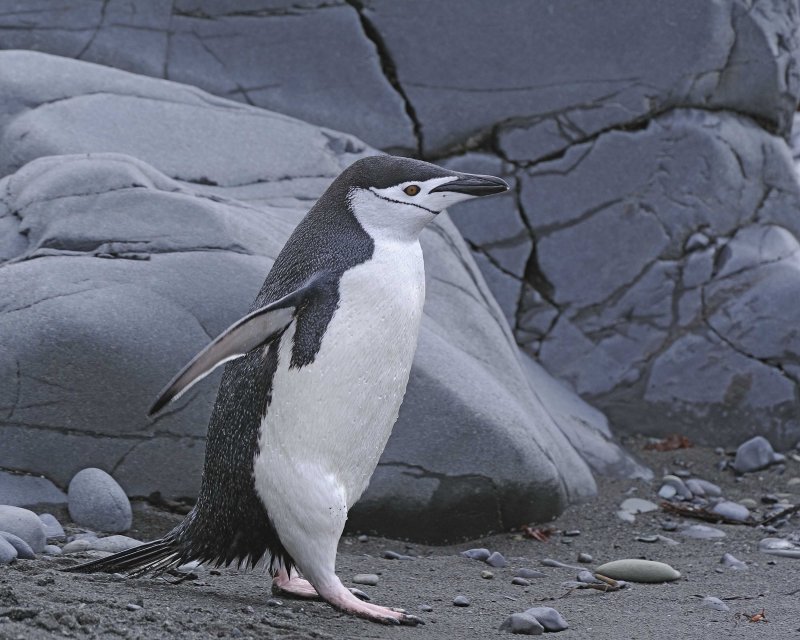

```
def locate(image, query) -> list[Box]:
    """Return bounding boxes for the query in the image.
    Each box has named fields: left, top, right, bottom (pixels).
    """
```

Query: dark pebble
left=761, top=494, right=779, bottom=504
left=563, top=530, right=581, bottom=537
left=125, top=603, right=141, bottom=611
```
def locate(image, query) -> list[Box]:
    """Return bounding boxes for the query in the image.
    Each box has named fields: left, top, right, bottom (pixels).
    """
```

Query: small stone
left=739, top=498, right=758, bottom=509
left=420, top=604, right=433, bottom=612
left=636, top=535, right=659, bottom=543
left=68, top=468, right=132, bottom=533
left=357, top=534, right=368, bottom=542
left=383, top=550, right=414, bottom=560
left=616, top=510, right=635, bottom=524
left=43, top=544, right=61, bottom=555
left=594, top=559, right=680, bottom=583
left=711, top=501, right=751, bottom=522
left=500, top=612, right=544, bottom=635
left=0, top=532, right=34, bottom=559
left=481, top=570, right=494, bottom=579
left=656, top=535, right=680, bottom=546
left=515, top=568, right=547, bottom=579
left=541, top=558, right=580, bottom=569
left=485, top=551, right=507, bottom=568
left=658, top=484, right=678, bottom=500
left=0, top=506, right=46, bottom=553
left=678, top=524, right=726, bottom=539
left=761, top=494, right=779, bottom=504
left=577, top=552, right=593, bottom=563
left=62, top=538, right=97, bottom=553
left=524, top=607, right=569, bottom=632
left=661, top=475, right=692, bottom=499
left=461, top=548, right=490, bottom=561
left=720, top=553, right=747, bottom=570
left=511, top=577, right=530, bottom=586
left=76, top=611, right=100, bottom=626
left=453, top=595, right=470, bottom=607
left=352, top=574, right=379, bottom=586
left=702, top=596, right=730, bottom=612
left=125, top=603, right=141, bottom=611
left=576, top=570, right=602, bottom=584
left=91, top=535, right=143, bottom=553
left=733, top=436, right=784, bottom=473
left=661, top=520, right=679, bottom=532
left=758, top=538, right=800, bottom=559
left=266, top=598, right=282, bottom=606
left=562, top=530, right=580, bottom=537
left=38, top=514, right=66, bottom=542
left=620, top=498, right=659, bottom=514
left=0, top=536, right=17, bottom=564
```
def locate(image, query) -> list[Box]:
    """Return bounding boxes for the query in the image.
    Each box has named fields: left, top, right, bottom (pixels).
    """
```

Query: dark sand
left=1, top=440, right=798, bottom=639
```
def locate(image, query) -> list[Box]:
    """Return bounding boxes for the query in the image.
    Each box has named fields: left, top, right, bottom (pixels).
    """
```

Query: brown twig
left=760, top=503, right=800, bottom=526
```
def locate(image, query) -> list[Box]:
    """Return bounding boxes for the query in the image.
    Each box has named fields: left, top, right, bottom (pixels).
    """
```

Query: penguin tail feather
left=61, top=536, right=186, bottom=578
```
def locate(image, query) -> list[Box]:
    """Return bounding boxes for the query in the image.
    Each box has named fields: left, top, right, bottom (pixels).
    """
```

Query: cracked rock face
left=0, top=51, right=641, bottom=541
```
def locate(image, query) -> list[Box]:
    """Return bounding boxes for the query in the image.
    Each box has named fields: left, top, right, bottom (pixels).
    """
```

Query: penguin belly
left=252, top=238, right=425, bottom=554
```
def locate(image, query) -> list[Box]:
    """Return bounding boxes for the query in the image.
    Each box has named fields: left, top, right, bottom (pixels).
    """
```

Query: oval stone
left=595, top=559, right=680, bottom=583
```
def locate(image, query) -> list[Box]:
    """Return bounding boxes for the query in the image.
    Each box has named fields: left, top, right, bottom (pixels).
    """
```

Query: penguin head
left=340, top=155, right=509, bottom=239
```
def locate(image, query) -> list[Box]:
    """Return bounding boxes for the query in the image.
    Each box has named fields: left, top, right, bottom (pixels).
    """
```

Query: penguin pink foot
left=317, top=581, right=423, bottom=626
left=272, top=568, right=320, bottom=599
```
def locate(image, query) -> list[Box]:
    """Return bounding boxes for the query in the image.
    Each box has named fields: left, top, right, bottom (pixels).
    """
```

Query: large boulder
left=0, top=51, right=639, bottom=540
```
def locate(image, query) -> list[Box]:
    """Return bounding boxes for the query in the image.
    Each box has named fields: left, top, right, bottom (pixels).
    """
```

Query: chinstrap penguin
left=65, top=155, right=508, bottom=625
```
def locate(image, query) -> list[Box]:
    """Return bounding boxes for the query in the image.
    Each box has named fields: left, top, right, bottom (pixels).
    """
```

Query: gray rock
left=702, top=597, right=730, bottom=612
left=383, top=550, right=413, bottom=560
left=481, top=570, right=493, bottom=579
left=541, top=558, right=581, bottom=570
left=0, top=506, right=46, bottom=553
left=620, top=498, right=659, bottom=514
left=595, top=559, right=680, bottom=583
left=733, top=436, right=784, bottom=473
left=758, top=538, right=800, bottom=559
left=658, top=484, right=678, bottom=500
left=38, top=514, right=66, bottom=542
left=661, top=475, right=693, bottom=499
left=515, top=568, right=547, bottom=579
left=453, top=595, right=470, bottom=607
left=500, top=612, right=544, bottom=635
left=678, top=524, right=726, bottom=539
left=0, top=536, right=18, bottom=564
left=90, top=536, right=143, bottom=554
left=0, top=472, right=67, bottom=507
left=523, top=607, right=569, bottom=632
left=61, top=537, right=98, bottom=554
left=576, top=570, right=603, bottom=585
left=68, top=468, right=132, bottom=533
left=461, top=548, right=491, bottom=561
left=636, top=535, right=659, bottom=544
left=711, top=501, right=751, bottom=523
left=511, top=577, right=530, bottom=586
left=43, top=544, right=61, bottom=555
left=352, top=574, right=379, bottom=586
left=686, top=479, right=722, bottom=497
left=720, top=553, right=747, bottom=570
left=485, top=551, right=507, bottom=568
left=616, top=510, right=636, bottom=524
left=0, top=532, right=35, bottom=559
left=577, top=553, right=592, bottom=563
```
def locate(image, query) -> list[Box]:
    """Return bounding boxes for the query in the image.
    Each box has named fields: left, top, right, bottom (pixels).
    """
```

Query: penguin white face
left=368, top=175, right=505, bottom=215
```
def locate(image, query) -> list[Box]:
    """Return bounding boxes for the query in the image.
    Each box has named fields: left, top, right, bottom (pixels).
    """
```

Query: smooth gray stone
left=523, top=607, right=569, bottom=632
left=38, top=514, right=66, bottom=542
left=758, top=538, right=800, bottom=559
left=461, top=548, right=491, bottom=561
left=711, top=501, right=751, bottom=522
left=511, top=577, right=530, bottom=586
left=352, top=574, right=379, bottom=586
left=68, top=468, right=132, bottom=533
left=594, top=559, right=680, bottom=583
left=541, top=558, right=581, bottom=570
left=453, top=595, right=470, bottom=607
left=686, top=479, right=722, bottom=498
left=0, top=532, right=35, bottom=559
left=620, top=498, right=659, bottom=514
left=577, top=553, right=593, bottom=563
left=0, top=472, right=67, bottom=508
left=702, top=596, right=730, bottom=612
left=43, top=545, right=62, bottom=555
left=0, top=536, right=17, bottom=564
left=90, top=536, right=143, bottom=553
left=658, top=484, right=678, bottom=500
left=661, top=475, right=693, bottom=499
left=0, top=506, right=46, bottom=553
left=616, top=510, right=636, bottom=524
left=678, top=524, right=726, bottom=539
left=515, top=568, right=547, bottom=579
left=485, top=551, right=507, bottom=568
left=499, top=612, right=543, bottom=635
left=733, top=436, right=783, bottom=473
left=720, top=553, right=747, bottom=570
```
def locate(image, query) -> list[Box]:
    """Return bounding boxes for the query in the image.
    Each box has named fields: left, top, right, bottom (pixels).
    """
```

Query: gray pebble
left=562, top=530, right=580, bottom=537
left=658, top=484, right=678, bottom=500
left=733, top=436, right=784, bottom=473
left=761, top=494, right=779, bottom=504
left=62, top=537, right=97, bottom=554
left=656, top=535, right=680, bottom=546
left=758, top=537, right=800, bottom=559
left=91, top=535, right=143, bottom=553
left=352, top=574, right=379, bottom=586
left=357, top=534, right=368, bottom=542
left=678, top=524, right=726, bottom=539
left=711, top=501, right=750, bottom=522
left=636, top=535, right=659, bottom=543
left=453, top=595, right=470, bottom=607
left=701, top=596, right=730, bottom=612
left=511, top=577, right=530, bottom=586
left=720, top=553, right=747, bottom=570
left=516, top=568, right=547, bottom=579
left=461, top=548, right=490, bottom=561
left=481, top=570, right=494, bottom=579
left=673, top=469, right=691, bottom=478
left=616, top=510, right=636, bottom=524
left=0, top=532, right=35, bottom=559
left=576, top=569, right=602, bottom=584
left=620, top=498, right=659, bottom=514
left=383, top=550, right=414, bottom=560
left=500, top=612, right=544, bottom=635
left=485, top=551, right=507, bottom=568
left=739, top=498, right=758, bottom=509
left=68, top=468, right=132, bottom=533
left=524, top=606, right=569, bottom=631
left=691, top=479, right=722, bottom=497
left=125, top=603, right=141, bottom=611
left=661, top=520, right=679, bottom=532
left=420, top=604, right=433, bottom=612
left=0, top=506, right=46, bottom=553
left=266, top=599, right=282, bottom=607
left=577, top=552, right=593, bottom=563
left=43, top=544, right=61, bottom=555
left=662, top=475, right=692, bottom=499
left=541, top=558, right=581, bottom=570
left=38, top=514, right=65, bottom=542
left=0, top=536, right=17, bottom=564
left=595, top=559, right=680, bottom=582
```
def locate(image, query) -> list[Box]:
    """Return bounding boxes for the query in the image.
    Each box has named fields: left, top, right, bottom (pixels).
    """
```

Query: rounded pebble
left=357, top=534, right=368, bottom=542
left=0, top=536, right=17, bottom=564
left=576, top=569, right=601, bottom=584
left=125, top=603, right=141, bottom=611
left=702, top=596, right=730, bottom=612
left=511, top=577, right=530, bottom=586
left=662, top=475, right=692, bottom=499
left=658, top=484, right=678, bottom=500
left=616, top=510, right=635, bottom=524
left=515, top=568, right=546, bottom=579
left=758, top=537, right=800, bottom=558
left=738, top=498, right=758, bottom=509
left=678, top=524, right=726, bottom=539
left=481, top=570, right=493, bottom=579
left=562, top=529, right=580, bottom=537
left=485, top=551, right=507, bottom=568
left=499, top=612, right=543, bottom=635
left=720, top=553, right=747, bottom=570
left=38, top=514, right=65, bottom=542
left=594, top=559, right=680, bottom=583
left=733, top=436, right=783, bottom=473
left=711, top=501, right=750, bottom=522
left=577, top=552, right=593, bottom=563
left=420, top=604, right=433, bottom=612
left=524, top=607, right=569, bottom=631
left=352, top=574, right=379, bottom=586
left=0, top=506, right=46, bottom=553
left=453, top=595, right=470, bottom=607
left=461, top=548, right=490, bottom=561
left=383, top=550, right=413, bottom=560
left=43, top=544, right=61, bottom=555
left=68, top=468, right=132, bottom=533
left=620, top=498, right=658, bottom=514
left=0, top=532, right=35, bottom=559
left=636, top=535, right=659, bottom=543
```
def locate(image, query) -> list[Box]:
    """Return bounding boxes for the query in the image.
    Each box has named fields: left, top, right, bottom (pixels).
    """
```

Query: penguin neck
left=347, top=188, right=435, bottom=244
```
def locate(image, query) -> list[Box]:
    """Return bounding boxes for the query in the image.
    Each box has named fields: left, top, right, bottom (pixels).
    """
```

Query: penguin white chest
left=255, top=238, right=425, bottom=510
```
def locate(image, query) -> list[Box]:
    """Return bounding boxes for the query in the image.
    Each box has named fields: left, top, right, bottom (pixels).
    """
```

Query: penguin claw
left=349, top=587, right=370, bottom=601
left=399, top=614, right=425, bottom=626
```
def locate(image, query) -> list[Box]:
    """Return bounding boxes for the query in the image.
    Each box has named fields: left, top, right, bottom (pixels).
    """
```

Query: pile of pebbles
left=0, top=467, right=138, bottom=565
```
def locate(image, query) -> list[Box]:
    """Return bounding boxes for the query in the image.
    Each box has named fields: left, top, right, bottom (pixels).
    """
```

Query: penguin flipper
left=149, top=274, right=327, bottom=416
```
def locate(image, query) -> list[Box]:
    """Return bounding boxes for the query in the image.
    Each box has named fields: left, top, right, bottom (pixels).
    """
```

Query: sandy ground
left=1, top=440, right=799, bottom=639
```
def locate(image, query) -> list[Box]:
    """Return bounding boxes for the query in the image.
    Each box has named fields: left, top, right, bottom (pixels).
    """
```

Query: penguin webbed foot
left=319, top=582, right=424, bottom=625
left=271, top=571, right=321, bottom=600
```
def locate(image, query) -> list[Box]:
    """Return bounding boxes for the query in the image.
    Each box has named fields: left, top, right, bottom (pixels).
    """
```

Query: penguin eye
left=403, top=185, right=420, bottom=196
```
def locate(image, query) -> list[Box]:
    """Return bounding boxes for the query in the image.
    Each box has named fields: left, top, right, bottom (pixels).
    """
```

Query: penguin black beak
left=430, top=173, right=509, bottom=197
